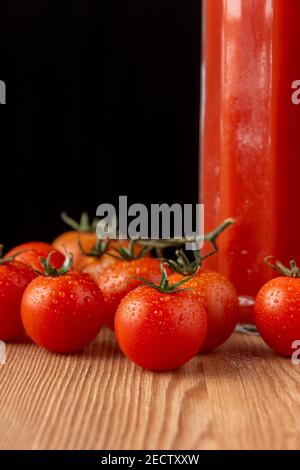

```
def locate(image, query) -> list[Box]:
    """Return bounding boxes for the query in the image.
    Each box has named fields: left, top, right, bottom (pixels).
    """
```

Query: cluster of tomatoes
left=0, top=214, right=299, bottom=370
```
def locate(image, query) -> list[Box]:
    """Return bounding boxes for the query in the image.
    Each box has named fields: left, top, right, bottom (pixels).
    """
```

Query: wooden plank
left=0, top=330, right=299, bottom=450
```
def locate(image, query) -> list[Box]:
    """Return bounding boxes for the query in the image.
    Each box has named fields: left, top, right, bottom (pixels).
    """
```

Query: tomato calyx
left=130, top=260, right=195, bottom=294
left=164, top=248, right=215, bottom=276
left=78, top=233, right=150, bottom=262
left=109, top=239, right=150, bottom=261
left=162, top=218, right=235, bottom=276
left=264, top=256, right=300, bottom=278
left=34, top=251, right=74, bottom=277
left=78, top=238, right=110, bottom=259
left=61, top=211, right=98, bottom=233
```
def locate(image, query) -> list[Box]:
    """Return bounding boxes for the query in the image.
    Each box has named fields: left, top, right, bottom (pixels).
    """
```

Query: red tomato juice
left=201, top=0, right=300, bottom=322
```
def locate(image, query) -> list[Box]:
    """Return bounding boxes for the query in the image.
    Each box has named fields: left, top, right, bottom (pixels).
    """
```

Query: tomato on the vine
left=81, top=239, right=146, bottom=276
left=21, top=253, right=106, bottom=353
left=6, top=241, right=65, bottom=272
left=254, top=259, right=300, bottom=357
left=115, top=265, right=208, bottom=370
left=52, top=212, right=98, bottom=270
left=170, top=269, right=238, bottom=352
left=0, top=248, right=36, bottom=340
left=53, top=231, right=97, bottom=270
left=95, top=257, right=169, bottom=330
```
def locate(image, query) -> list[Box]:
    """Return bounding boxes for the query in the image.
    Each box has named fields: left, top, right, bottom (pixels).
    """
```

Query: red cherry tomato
left=115, top=285, right=207, bottom=371
left=53, top=231, right=97, bottom=270
left=81, top=240, right=148, bottom=277
left=254, top=276, right=300, bottom=357
left=81, top=252, right=117, bottom=277
left=95, top=258, right=171, bottom=330
left=6, top=242, right=65, bottom=272
left=170, top=270, right=239, bottom=352
left=52, top=211, right=98, bottom=270
left=21, top=271, right=106, bottom=353
left=0, top=260, right=36, bottom=340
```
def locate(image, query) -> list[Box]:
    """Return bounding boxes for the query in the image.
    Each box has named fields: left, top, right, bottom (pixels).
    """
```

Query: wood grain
left=0, top=329, right=299, bottom=450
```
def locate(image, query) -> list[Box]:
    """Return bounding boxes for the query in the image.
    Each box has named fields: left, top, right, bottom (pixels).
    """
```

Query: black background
left=0, top=1, right=201, bottom=249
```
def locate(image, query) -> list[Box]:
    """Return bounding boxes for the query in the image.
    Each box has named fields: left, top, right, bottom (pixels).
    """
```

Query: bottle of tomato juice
left=201, top=0, right=300, bottom=323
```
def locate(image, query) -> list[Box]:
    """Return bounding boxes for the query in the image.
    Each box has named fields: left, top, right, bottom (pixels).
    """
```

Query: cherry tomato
left=81, top=240, right=149, bottom=277
left=170, top=270, right=239, bottom=352
left=81, top=252, right=117, bottom=277
left=0, top=260, right=36, bottom=340
left=115, top=285, right=207, bottom=370
left=6, top=242, right=65, bottom=272
left=52, top=211, right=98, bottom=270
left=254, top=276, right=300, bottom=357
left=95, top=258, right=170, bottom=330
left=21, top=270, right=106, bottom=353
left=53, top=231, right=97, bottom=270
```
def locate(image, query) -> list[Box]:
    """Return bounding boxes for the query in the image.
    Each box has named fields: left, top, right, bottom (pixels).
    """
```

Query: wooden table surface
left=0, top=328, right=299, bottom=450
